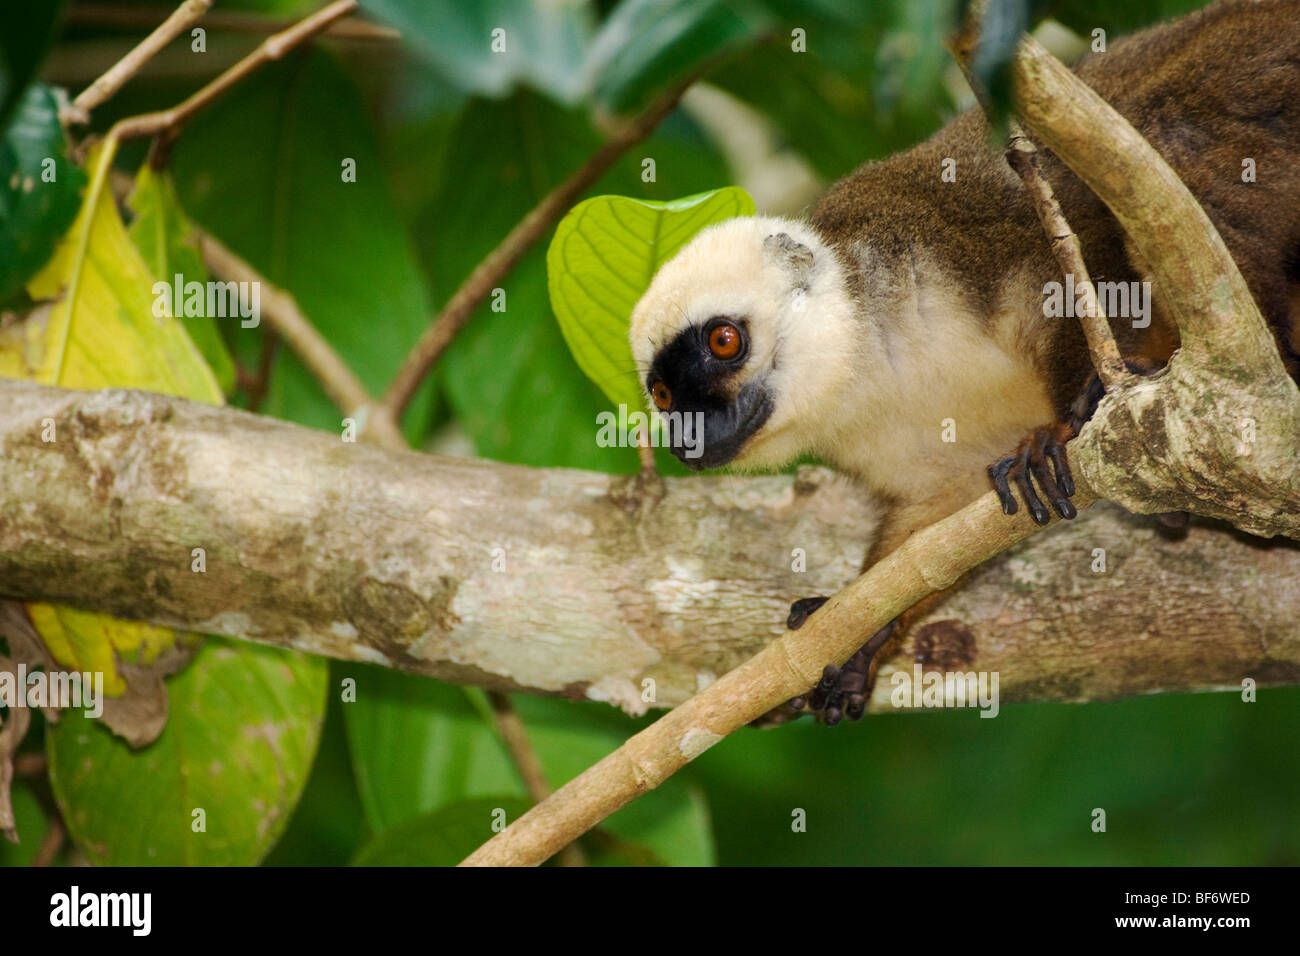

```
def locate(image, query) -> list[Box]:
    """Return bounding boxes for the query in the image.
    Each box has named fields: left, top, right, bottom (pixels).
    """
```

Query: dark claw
left=988, top=457, right=1019, bottom=515
left=845, top=694, right=866, bottom=721
left=787, top=596, right=829, bottom=630
left=1046, top=442, right=1074, bottom=497
left=1013, top=463, right=1050, bottom=524
left=1027, top=437, right=1075, bottom=521
left=809, top=664, right=839, bottom=711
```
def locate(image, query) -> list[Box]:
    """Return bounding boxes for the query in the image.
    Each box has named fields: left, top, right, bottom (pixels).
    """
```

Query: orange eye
left=708, top=323, right=742, bottom=360
left=651, top=381, right=672, bottom=411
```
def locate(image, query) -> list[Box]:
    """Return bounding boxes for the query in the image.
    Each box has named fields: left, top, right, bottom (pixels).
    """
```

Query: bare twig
left=32, top=818, right=66, bottom=867
left=370, top=71, right=709, bottom=433
left=68, top=2, right=399, bottom=41
left=93, top=0, right=359, bottom=166
left=195, top=231, right=409, bottom=448
left=487, top=691, right=585, bottom=866
left=63, top=0, right=214, bottom=127
left=950, top=15, right=1127, bottom=389
left=14, top=754, right=47, bottom=779
left=1003, top=124, right=1128, bottom=389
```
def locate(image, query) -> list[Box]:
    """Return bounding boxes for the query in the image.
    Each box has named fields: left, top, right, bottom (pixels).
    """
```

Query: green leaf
left=363, top=0, right=593, bottom=103
left=0, top=1, right=66, bottom=128
left=0, top=780, right=49, bottom=866
left=343, top=667, right=523, bottom=833
left=352, top=797, right=531, bottom=866
left=422, top=93, right=630, bottom=471
left=1046, top=0, right=1213, bottom=37
left=127, top=166, right=237, bottom=395
left=47, top=640, right=328, bottom=866
left=171, top=49, right=434, bottom=439
left=0, top=84, right=86, bottom=306
left=586, top=0, right=771, bottom=115
left=546, top=187, right=755, bottom=412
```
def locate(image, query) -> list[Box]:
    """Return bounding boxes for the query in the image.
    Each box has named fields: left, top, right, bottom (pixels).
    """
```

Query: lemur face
left=643, top=312, right=774, bottom=470
left=629, top=216, right=856, bottom=472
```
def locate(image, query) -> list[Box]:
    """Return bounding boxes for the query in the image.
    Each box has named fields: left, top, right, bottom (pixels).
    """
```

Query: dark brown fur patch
left=912, top=619, right=978, bottom=671
left=812, top=0, right=1300, bottom=410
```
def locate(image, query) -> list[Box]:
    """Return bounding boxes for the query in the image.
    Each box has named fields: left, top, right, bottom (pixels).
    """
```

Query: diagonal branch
left=1003, top=123, right=1128, bottom=389
left=62, top=0, right=214, bottom=127
left=91, top=0, right=360, bottom=167
left=369, top=70, right=708, bottom=433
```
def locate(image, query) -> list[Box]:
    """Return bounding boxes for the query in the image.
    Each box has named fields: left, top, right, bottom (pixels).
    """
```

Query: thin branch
left=487, top=691, right=585, bottom=867
left=63, top=0, right=214, bottom=127
left=1003, top=124, right=1128, bottom=389
left=67, top=2, right=399, bottom=41
left=31, top=818, right=66, bottom=868
left=949, top=18, right=1127, bottom=389
left=1010, top=36, right=1280, bottom=378
left=461, top=482, right=1092, bottom=865
left=94, top=0, right=359, bottom=166
left=371, top=71, right=709, bottom=431
left=14, top=754, right=47, bottom=779
left=195, top=230, right=408, bottom=448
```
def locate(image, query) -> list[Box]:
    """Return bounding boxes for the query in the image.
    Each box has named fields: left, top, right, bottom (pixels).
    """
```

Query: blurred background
left=2, top=0, right=1296, bottom=865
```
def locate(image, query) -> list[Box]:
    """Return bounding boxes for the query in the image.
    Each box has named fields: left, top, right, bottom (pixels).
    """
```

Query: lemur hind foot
left=779, top=597, right=897, bottom=727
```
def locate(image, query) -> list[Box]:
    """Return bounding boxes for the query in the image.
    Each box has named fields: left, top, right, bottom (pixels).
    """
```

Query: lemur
left=628, top=0, right=1300, bottom=724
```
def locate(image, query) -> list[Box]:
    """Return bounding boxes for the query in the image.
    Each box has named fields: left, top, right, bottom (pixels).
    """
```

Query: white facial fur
left=628, top=216, right=865, bottom=470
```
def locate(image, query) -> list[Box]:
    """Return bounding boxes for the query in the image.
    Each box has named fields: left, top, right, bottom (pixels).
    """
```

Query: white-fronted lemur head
left=628, top=216, right=860, bottom=472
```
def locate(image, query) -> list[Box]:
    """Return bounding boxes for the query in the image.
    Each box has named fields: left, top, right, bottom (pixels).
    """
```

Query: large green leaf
left=585, top=0, right=771, bottom=115
left=421, top=92, right=716, bottom=471
left=171, top=49, right=434, bottom=439
left=0, top=1, right=65, bottom=129
left=546, top=187, right=755, bottom=412
left=343, top=667, right=521, bottom=833
left=351, top=796, right=531, bottom=866
left=127, top=166, right=237, bottom=395
left=48, top=640, right=328, bottom=866
left=0, top=84, right=86, bottom=306
left=363, top=0, right=593, bottom=103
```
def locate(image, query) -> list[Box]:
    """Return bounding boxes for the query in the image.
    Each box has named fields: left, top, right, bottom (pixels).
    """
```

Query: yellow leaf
left=26, top=143, right=222, bottom=401
left=4, top=140, right=224, bottom=695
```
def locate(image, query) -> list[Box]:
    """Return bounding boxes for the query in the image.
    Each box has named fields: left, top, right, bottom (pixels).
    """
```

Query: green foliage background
left=2, top=0, right=1296, bottom=866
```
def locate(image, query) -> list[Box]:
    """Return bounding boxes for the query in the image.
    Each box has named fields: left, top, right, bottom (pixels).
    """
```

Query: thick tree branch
left=2, top=381, right=1296, bottom=709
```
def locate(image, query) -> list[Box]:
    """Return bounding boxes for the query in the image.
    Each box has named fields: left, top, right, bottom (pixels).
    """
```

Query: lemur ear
left=762, top=232, right=814, bottom=288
